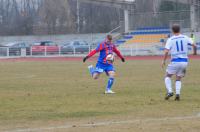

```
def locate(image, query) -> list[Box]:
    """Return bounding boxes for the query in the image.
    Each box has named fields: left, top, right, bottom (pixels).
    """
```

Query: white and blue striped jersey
left=165, top=34, right=193, bottom=62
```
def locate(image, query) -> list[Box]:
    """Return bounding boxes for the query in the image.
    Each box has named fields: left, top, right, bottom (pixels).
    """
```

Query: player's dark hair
left=107, top=34, right=112, bottom=41
left=172, top=24, right=180, bottom=33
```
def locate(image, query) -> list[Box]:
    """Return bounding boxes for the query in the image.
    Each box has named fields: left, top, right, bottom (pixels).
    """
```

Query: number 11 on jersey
left=176, top=40, right=184, bottom=52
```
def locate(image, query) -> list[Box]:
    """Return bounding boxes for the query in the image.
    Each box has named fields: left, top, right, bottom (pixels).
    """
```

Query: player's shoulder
left=179, top=34, right=190, bottom=39
left=180, top=34, right=192, bottom=42
left=167, top=35, right=178, bottom=41
left=111, top=42, right=117, bottom=47
left=180, top=34, right=189, bottom=39
left=96, top=41, right=107, bottom=50
left=169, top=34, right=188, bottom=40
left=97, top=41, right=105, bottom=46
left=166, top=36, right=173, bottom=43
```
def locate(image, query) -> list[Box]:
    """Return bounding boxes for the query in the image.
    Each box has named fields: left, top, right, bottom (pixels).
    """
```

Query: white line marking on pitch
left=5, top=114, right=200, bottom=132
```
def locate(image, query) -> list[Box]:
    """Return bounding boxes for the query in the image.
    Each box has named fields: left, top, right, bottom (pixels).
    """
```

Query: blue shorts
left=95, top=62, right=115, bottom=73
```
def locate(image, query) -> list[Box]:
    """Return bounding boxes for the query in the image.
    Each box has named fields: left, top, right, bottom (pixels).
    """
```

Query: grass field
left=0, top=57, right=200, bottom=132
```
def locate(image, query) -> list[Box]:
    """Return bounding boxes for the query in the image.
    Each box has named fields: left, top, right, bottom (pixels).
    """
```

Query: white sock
left=176, top=81, right=182, bottom=95
left=165, top=77, right=172, bottom=93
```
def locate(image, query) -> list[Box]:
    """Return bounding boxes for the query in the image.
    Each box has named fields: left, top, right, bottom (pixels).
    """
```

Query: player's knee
left=176, top=76, right=182, bottom=81
left=109, top=72, right=115, bottom=78
left=166, top=73, right=172, bottom=78
left=93, top=76, right=99, bottom=80
left=92, top=74, right=99, bottom=80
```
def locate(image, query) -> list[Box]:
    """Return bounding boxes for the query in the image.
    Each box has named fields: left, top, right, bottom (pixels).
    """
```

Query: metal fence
left=129, top=10, right=200, bottom=31
left=0, top=44, right=199, bottom=58
left=0, top=46, right=92, bottom=57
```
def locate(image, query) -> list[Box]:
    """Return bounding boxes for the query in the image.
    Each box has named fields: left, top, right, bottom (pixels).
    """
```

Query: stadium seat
left=118, top=26, right=170, bottom=47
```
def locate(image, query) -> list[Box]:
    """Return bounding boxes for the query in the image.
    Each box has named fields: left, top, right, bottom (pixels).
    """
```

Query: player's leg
left=175, top=63, right=187, bottom=101
left=175, top=75, right=182, bottom=101
left=88, top=64, right=103, bottom=80
left=92, top=72, right=101, bottom=80
left=104, top=63, right=116, bottom=94
left=165, top=63, right=177, bottom=100
left=105, top=70, right=115, bottom=94
left=165, top=73, right=174, bottom=100
left=165, top=73, right=173, bottom=93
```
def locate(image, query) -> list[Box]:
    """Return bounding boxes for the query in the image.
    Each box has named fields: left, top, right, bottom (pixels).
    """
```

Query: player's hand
left=121, top=58, right=125, bottom=62
left=83, top=56, right=89, bottom=63
left=161, top=60, right=166, bottom=68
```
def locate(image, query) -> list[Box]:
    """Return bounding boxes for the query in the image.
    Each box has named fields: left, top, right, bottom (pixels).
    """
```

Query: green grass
left=0, top=60, right=200, bottom=127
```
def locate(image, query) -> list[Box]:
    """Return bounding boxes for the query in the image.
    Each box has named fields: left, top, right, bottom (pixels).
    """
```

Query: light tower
left=76, top=0, right=80, bottom=33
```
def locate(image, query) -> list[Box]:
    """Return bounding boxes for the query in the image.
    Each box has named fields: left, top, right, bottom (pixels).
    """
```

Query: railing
left=0, top=45, right=199, bottom=58
left=0, top=46, right=94, bottom=58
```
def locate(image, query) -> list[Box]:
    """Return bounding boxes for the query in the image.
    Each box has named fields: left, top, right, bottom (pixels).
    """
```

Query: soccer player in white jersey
left=162, top=24, right=197, bottom=101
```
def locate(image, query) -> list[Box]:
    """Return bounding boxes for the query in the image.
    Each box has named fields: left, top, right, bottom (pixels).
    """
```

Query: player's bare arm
left=162, top=49, right=169, bottom=68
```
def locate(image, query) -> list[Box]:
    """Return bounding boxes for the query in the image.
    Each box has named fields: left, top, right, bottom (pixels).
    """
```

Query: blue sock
left=107, top=78, right=114, bottom=90
left=89, top=67, right=95, bottom=76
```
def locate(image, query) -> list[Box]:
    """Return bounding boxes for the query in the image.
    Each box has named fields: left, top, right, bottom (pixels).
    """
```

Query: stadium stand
left=117, top=27, right=170, bottom=48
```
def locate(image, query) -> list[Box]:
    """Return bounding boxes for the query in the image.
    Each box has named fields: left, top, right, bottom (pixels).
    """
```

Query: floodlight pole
left=190, top=2, right=198, bottom=32
left=77, top=0, right=80, bottom=33
left=190, top=0, right=199, bottom=32
left=124, top=9, right=129, bottom=33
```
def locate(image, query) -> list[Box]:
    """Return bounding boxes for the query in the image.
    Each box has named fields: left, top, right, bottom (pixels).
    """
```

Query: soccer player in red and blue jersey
left=83, top=35, right=125, bottom=94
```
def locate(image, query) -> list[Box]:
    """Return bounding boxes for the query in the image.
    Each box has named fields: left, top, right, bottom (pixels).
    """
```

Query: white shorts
left=166, top=62, right=188, bottom=77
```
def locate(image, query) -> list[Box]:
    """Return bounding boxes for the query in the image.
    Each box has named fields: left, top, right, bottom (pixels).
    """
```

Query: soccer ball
left=106, top=54, right=114, bottom=62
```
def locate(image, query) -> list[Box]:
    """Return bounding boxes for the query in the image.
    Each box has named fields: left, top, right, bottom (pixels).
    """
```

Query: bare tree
left=0, top=0, right=122, bottom=35
left=38, top=0, right=75, bottom=34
